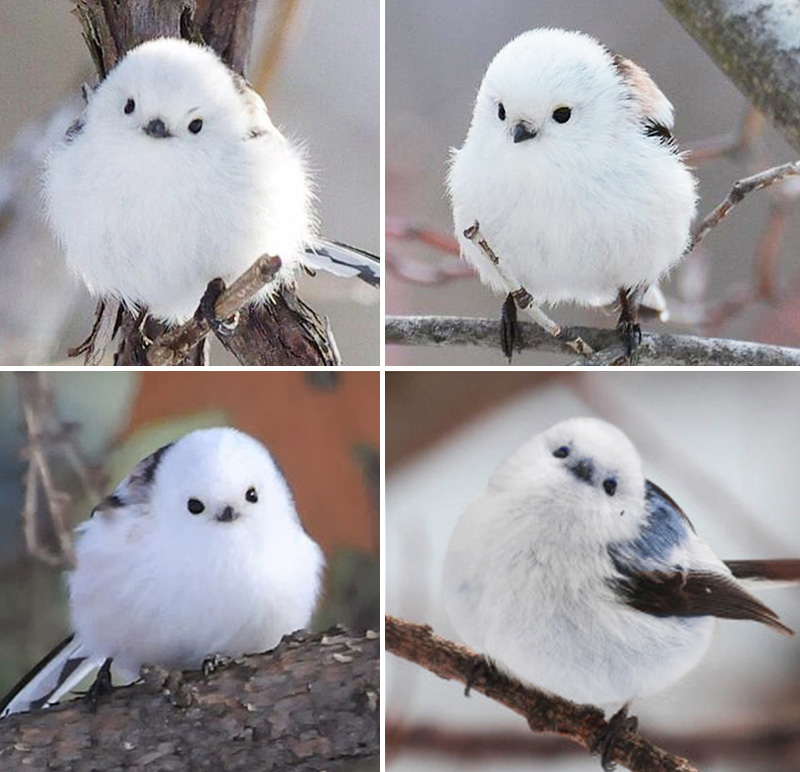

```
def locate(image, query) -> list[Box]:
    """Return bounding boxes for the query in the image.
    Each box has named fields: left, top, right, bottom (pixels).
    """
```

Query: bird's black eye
left=552, top=106, right=572, bottom=124
left=603, top=478, right=617, bottom=496
left=124, top=98, right=136, bottom=115
left=552, top=446, right=570, bottom=459
left=497, top=102, right=506, bottom=121
left=187, top=498, right=205, bottom=514
left=245, top=487, right=258, bottom=503
left=188, top=118, right=203, bottom=134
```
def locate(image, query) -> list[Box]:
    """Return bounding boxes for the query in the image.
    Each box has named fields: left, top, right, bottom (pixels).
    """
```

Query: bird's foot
left=85, top=658, right=113, bottom=713
left=202, top=654, right=233, bottom=677
left=616, top=318, right=642, bottom=362
left=199, top=278, right=239, bottom=336
left=591, top=704, right=638, bottom=771
left=464, top=656, right=498, bottom=697
left=501, top=293, right=519, bottom=362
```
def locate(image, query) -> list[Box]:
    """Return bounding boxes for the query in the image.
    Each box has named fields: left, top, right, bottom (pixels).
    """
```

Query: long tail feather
left=0, top=635, right=102, bottom=717
left=726, top=558, right=800, bottom=589
left=304, top=241, right=381, bottom=287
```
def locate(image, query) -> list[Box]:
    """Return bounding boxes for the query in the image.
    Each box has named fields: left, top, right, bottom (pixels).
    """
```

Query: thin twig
left=15, top=373, right=107, bottom=568
left=385, top=315, right=800, bottom=366
left=386, top=616, right=700, bottom=772
left=146, top=254, right=282, bottom=366
left=689, top=160, right=800, bottom=252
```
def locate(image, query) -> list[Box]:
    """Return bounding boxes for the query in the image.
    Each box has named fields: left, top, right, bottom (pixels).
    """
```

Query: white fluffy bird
left=44, top=37, right=379, bottom=326
left=1, top=427, right=323, bottom=717
left=448, top=29, right=697, bottom=358
left=442, top=417, right=798, bottom=769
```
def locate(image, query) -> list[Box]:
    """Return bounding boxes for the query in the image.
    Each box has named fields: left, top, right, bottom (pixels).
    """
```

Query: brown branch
left=146, top=254, right=281, bottom=366
left=385, top=616, right=699, bottom=772
left=0, top=628, right=379, bottom=771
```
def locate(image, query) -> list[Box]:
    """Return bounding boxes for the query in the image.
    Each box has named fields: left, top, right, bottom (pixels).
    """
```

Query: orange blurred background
left=124, top=372, right=379, bottom=557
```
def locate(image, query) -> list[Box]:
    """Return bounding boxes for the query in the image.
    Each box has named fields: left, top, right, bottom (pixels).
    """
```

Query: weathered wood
left=0, top=628, right=379, bottom=771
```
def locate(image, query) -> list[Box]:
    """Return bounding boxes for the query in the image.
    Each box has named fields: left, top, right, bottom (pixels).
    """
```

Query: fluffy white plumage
left=442, top=417, right=790, bottom=707
left=1, top=427, right=323, bottom=716
left=448, top=28, right=697, bottom=314
left=44, top=38, right=314, bottom=324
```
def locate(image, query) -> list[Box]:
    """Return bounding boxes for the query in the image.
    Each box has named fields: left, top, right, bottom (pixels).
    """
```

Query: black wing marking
left=643, top=119, right=675, bottom=149
left=92, top=441, right=174, bottom=516
left=304, top=242, right=381, bottom=288
left=609, top=567, right=793, bottom=635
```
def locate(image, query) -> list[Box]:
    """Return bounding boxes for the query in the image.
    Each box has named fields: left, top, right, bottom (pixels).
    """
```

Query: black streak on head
left=139, top=442, right=174, bottom=485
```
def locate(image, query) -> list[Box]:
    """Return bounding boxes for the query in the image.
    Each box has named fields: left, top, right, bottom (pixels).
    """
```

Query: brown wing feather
left=613, top=569, right=794, bottom=635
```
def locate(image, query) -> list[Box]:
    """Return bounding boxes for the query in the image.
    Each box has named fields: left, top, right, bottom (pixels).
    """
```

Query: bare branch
left=16, top=373, right=104, bottom=568
left=689, top=160, right=800, bottom=252
left=385, top=616, right=700, bottom=772
left=385, top=315, right=800, bottom=366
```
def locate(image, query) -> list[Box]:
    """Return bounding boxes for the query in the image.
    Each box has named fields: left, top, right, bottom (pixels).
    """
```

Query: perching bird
left=447, top=29, right=696, bottom=360
left=1, top=427, right=323, bottom=717
left=442, top=417, right=799, bottom=769
left=44, top=37, right=379, bottom=327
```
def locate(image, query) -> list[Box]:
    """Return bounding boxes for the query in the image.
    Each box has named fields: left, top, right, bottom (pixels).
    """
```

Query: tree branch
left=386, top=617, right=699, bottom=772
left=385, top=315, right=800, bottom=366
left=0, top=628, right=379, bottom=772
left=690, top=160, right=800, bottom=251
left=660, top=0, right=800, bottom=153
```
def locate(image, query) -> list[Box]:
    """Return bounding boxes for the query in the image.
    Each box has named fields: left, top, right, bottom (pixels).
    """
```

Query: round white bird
left=1, top=427, right=323, bottom=716
left=45, top=38, right=315, bottom=325
left=448, top=29, right=697, bottom=355
left=442, top=417, right=794, bottom=766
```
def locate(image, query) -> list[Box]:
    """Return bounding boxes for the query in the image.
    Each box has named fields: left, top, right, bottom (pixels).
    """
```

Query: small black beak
left=216, top=505, right=240, bottom=523
left=143, top=118, right=171, bottom=139
left=569, top=458, right=594, bottom=484
left=513, top=122, right=537, bottom=143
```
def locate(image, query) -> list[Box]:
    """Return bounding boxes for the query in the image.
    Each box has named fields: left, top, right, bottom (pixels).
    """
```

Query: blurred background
left=0, top=0, right=379, bottom=365
left=387, top=371, right=800, bottom=771
left=386, top=0, right=800, bottom=364
left=0, top=371, right=379, bottom=703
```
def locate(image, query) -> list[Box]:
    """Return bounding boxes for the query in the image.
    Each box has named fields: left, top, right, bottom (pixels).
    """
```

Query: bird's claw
left=591, top=705, right=638, bottom=771
left=500, top=293, right=519, bottom=362
left=202, top=654, right=232, bottom=677
left=199, top=278, right=238, bottom=336
left=616, top=320, right=642, bottom=361
left=85, top=658, right=113, bottom=713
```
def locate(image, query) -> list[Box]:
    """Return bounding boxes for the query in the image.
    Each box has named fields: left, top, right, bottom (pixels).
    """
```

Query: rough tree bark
left=661, top=0, right=800, bottom=153
left=0, top=628, right=379, bottom=771
left=73, top=0, right=338, bottom=366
